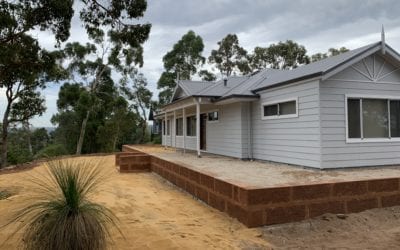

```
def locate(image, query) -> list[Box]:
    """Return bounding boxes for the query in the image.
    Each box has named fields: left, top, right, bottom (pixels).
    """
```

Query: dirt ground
left=1, top=155, right=400, bottom=249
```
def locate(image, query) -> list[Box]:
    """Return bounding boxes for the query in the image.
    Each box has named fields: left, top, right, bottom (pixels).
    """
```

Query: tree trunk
left=112, top=125, right=120, bottom=151
left=140, top=119, right=147, bottom=143
left=0, top=102, right=11, bottom=168
left=76, top=110, right=90, bottom=155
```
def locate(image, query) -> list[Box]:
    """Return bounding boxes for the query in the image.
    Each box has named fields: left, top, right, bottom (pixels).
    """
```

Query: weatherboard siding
left=251, top=79, right=322, bottom=168
left=206, top=102, right=247, bottom=158
left=162, top=135, right=197, bottom=150
left=320, top=53, right=400, bottom=168
left=161, top=103, right=246, bottom=157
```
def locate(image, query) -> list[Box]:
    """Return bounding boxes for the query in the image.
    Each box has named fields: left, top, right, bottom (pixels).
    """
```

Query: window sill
left=261, top=114, right=298, bottom=120
left=346, top=138, right=400, bottom=143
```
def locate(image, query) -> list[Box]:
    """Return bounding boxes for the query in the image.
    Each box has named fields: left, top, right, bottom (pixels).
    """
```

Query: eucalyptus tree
left=62, top=41, right=112, bottom=155
left=157, top=30, right=205, bottom=104
left=121, top=69, right=152, bottom=143
left=263, top=40, right=310, bottom=70
left=0, top=34, right=64, bottom=167
left=208, top=34, right=250, bottom=77
left=311, top=47, right=349, bottom=62
left=0, top=0, right=69, bottom=167
left=96, top=96, right=138, bottom=152
left=199, top=70, right=217, bottom=81
left=248, top=46, right=269, bottom=71
left=0, top=0, right=151, bottom=166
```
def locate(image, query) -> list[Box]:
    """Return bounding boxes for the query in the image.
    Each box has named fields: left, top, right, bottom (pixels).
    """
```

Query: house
left=155, top=37, right=400, bottom=169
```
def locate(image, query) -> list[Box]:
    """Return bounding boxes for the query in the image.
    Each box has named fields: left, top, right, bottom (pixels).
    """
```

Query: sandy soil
left=0, top=156, right=269, bottom=250
left=133, top=145, right=400, bottom=188
left=261, top=207, right=400, bottom=249
left=1, top=155, right=400, bottom=249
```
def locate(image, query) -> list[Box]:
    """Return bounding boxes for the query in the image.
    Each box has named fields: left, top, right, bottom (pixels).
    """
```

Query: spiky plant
left=4, top=159, right=120, bottom=250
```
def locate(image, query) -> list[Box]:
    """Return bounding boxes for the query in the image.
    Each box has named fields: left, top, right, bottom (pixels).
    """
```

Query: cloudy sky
left=1, top=0, right=400, bottom=127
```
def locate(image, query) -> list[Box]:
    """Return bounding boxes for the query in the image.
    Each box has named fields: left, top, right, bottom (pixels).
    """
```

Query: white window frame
left=261, top=97, right=299, bottom=120
left=186, top=115, right=197, bottom=137
left=207, top=109, right=220, bottom=123
left=166, top=119, right=171, bottom=136
left=175, top=116, right=184, bottom=137
left=345, top=94, right=400, bottom=143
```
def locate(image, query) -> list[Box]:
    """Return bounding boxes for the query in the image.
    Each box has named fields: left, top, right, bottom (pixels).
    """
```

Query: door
left=200, top=114, right=207, bottom=150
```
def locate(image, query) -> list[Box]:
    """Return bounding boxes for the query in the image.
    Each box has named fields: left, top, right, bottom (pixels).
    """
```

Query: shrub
left=151, top=134, right=161, bottom=144
left=7, top=145, right=33, bottom=165
left=4, top=160, right=120, bottom=250
left=34, top=144, right=69, bottom=159
left=0, top=190, right=12, bottom=200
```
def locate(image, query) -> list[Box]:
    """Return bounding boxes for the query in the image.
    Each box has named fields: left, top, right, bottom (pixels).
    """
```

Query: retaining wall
left=116, top=146, right=400, bottom=227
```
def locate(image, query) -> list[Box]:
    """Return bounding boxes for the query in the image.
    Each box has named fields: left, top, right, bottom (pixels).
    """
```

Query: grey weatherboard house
left=156, top=39, right=400, bottom=169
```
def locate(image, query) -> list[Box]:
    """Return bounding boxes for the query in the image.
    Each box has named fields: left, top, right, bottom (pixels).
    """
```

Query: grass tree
left=3, top=160, right=120, bottom=250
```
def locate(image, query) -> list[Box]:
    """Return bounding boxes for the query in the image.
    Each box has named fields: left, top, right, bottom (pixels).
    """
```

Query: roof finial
left=381, top=25, right=386, bottom=54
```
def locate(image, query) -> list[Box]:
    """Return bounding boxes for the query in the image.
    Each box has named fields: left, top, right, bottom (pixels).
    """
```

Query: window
left=262, top=99, right=297, bottom=119
left=347, top=96, right=400, bottom=141
left=391, top=100, right=400, bottom=137
left=208, top=111, right=219, bottom=122
left=176, top=118, right=183, bottom=136
left=152, top=120, right=161, bottom=134
left=162, top=120, right=166, bottom=135
left=186, top=116, right=196, bottom=136
left=166, top=120, right=170, bottom=135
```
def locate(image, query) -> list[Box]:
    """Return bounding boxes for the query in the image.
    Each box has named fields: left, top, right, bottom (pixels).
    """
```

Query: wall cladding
left=117, top=146, right=400, bottom=227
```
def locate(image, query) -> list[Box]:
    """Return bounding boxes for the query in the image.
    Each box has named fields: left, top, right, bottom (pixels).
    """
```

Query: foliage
left=311, top=47, right=349, bottom=62
left=52, top=79, right=140, bottom=154
left=35, top=144, right=68, bottom=159
left=4, top=127, right=51, bottom=164
left=96, top=97, right=139, bottom=152
left=0, top=190, right=12, bottom=200
left=208, top=34, right=250, bottom=77
left=0, top=33, right=64, bottom=167
left=261, top=40, right=310, bottom=70
left=152, top=134, right=162, bottom=144
left=0, top=0, right=152, bottom=167
left=4, top=160, right=120, bottom=250
left=7, top=143, right=32, bottom=165
left=6, top=127, right=32, bottom=165
left=157, top=30, right=205, bottom=104
left=31, top=128, right=50, bottom=154
left=199, top=70, right=217, bottom=81
left=248, top=46, right=269, bottom=70
left=121, top=70, right=153, bottom=144
left=162, top=30, right=205, bottom=79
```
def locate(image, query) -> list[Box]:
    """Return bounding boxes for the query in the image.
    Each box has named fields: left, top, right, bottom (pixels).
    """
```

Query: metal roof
left=174, top=41, right=383, bottom=103
left=252, top=42, right=380, bottom=92
left=178, top=80, right=215, bottom=95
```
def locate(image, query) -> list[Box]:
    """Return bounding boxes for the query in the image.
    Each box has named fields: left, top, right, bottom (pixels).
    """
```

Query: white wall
left=320, top=52, right=400, bottom=168
left=251, top=79, right=322, bottom=168
left=161, top=102, right=248, bottom=158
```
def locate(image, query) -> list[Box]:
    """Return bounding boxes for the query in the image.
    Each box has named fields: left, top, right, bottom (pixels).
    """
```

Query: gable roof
left=169, top=41, right=396, bottom=105
left=252, top=42, right=381, bottom=92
